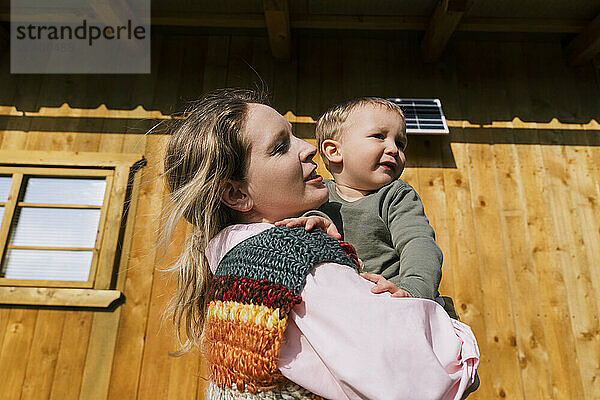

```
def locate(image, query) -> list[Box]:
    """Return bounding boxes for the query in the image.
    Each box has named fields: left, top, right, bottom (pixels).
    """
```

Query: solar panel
left=388, top=98, right=449, bottom=134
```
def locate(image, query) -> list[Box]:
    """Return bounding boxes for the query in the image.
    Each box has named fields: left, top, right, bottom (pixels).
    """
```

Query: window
left=0, top=151, right=145, bottom=307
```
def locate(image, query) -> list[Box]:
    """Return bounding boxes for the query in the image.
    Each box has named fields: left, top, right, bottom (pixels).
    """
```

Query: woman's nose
left=299, top=138, right=317, bottom=161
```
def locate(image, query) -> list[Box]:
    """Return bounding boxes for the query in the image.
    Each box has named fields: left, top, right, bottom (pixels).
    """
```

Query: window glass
left=2, top=249, right=93, bottom=281
left=23, top=177, right=106, bottom=205
left=1, top=176, right=106, bottom=282
left=0, top=176, right=11, bottom=201
left=9, top=207, right=101, bottom=248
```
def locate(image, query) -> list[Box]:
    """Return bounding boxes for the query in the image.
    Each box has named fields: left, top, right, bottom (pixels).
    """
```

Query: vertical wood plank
left=106, top=138, right=158, bottom=400
left=166, top=223, right=202, bottom=400
left=519, top=41, right=585, bottom=399
left=79, top=83, right=145, bottom=399
left=491, top=43, right=555, bottom=400
left=413, top=137, right=454, bottom=297
left=529, top=42, right=600, bottom=399
left=295, top=35, right=321, bottom=139
left=202, top=36, right=230, bottom=93
left=0, top=72, right=43, bottom=400
left=1, top=74, right=43, bottom=150
left=79, top=308, right=123, bottom=400
left=226, top=35, right=255, bottom=88
left=442, top=133, right=491, bottom=399
left=49, top=311, right=93, bottom=400
left=459, top=41, right=524, bottom=400
left=0, top=308, right=38, bottom=400
left=20, top=309, right=66, bottom=400
left=250, top=36, right=275, bottom=94
left=539, top=135, right=600, bottom=400
left=135, top=137, right=175, bottom=400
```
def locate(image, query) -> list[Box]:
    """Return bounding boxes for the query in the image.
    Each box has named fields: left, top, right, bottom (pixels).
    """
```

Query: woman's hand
left=274, top=216, right=342, bottom=240
left=360, top=272, right=412, bottom=297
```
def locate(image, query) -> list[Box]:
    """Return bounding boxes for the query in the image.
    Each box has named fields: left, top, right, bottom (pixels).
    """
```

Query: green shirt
left=317, top=179, right=442, bottom=300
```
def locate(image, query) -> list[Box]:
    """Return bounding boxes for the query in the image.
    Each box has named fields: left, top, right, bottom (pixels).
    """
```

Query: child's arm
left=274, top=214, right=342, bottom=240
left=386, top=182, right=443, bottom=300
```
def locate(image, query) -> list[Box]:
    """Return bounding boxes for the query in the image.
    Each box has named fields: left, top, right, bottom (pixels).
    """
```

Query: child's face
left=335, top=104, right=407, bottom=192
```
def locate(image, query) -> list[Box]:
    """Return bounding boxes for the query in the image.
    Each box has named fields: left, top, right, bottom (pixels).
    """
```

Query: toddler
left=280, top=97, right=443, bottom=301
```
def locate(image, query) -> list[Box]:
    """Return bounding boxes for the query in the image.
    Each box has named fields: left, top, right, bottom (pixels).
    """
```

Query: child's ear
left=219, top=180, right=253, bottom=212
left=321, top=139, right=343, bottom=164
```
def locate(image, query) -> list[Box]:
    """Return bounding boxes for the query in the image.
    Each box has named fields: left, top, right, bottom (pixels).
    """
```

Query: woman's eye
left=272, top=141, right=289, bottom=155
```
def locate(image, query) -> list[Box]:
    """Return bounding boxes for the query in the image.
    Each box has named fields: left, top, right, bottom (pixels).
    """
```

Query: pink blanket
left=206, top=223, right=479, bottom=400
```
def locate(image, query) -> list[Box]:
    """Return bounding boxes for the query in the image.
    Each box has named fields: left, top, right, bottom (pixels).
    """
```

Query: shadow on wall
left=1, top=31, right=600, bottom=169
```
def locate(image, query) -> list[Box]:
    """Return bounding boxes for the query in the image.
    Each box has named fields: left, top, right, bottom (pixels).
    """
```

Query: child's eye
left=371, top=133, right=385, bottom=139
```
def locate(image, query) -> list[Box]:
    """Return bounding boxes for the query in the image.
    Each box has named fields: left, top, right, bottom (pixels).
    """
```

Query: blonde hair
left=161, top=88, right=269, bottom=354
left=315, top=97, right=406, bottom=166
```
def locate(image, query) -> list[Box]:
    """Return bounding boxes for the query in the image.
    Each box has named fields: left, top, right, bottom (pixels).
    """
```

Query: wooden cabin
left=1, top=1, right=599, bottom=399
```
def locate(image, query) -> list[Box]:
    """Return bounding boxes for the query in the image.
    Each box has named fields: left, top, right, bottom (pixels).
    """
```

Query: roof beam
left=565, top=11, right=600, bottom=66
left=0, top=12, right=588, bottom=34
left=421, top=0, right=471, bottom=63
left=263, top=0, right=291, bottom=61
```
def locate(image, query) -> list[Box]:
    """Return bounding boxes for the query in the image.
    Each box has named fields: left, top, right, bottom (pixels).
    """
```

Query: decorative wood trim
left=0, top=154, right=146, bottom=300
left=86, top=174, right=113, bottom=288
left=0, top=287, right=121, bottom=307
left=421, top=0, right=472, bottom=63
left=94, top=166, right=128, bottom=289
left=17, top=203, right=102, bottom=209
left=0, top=167, right=112, bottom=177
left=0, top=151, right=144, bottom=168
left=565, top=12, right=600, bottom=66
left=0, top=174, right=23, bottom=266
left=7, top=245, right=93, bottom=251
left=114, top=170, right=142, bottom=291
left=264, top=0, right=291, bottom=61
left=0, top=278, right=93, bottom=288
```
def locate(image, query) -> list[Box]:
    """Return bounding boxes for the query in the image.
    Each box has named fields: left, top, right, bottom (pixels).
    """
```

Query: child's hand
left=274, top=216, right=342, bottom=240
left=360, top=272, right=412, bottom=298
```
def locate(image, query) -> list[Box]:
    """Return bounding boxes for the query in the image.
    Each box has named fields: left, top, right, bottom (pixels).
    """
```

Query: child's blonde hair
left=315, top=97, right=406, bottom=167
left=161, top=88, right=269, bottom=354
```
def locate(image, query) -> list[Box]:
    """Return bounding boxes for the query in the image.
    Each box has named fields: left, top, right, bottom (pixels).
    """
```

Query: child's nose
left=386, top=141, right=399, bottom=155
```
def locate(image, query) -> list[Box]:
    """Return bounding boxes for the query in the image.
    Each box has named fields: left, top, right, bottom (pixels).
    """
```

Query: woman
left=162, top=88, right=479, bottom=400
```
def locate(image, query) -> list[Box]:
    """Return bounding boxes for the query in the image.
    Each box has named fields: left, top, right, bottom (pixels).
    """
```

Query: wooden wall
left=1, top=30, right=599, bottom=399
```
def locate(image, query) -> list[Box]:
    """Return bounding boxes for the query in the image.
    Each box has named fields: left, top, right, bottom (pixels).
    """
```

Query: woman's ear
left=220, top=180, right=253, bottom=212
left=321, top=139, right=343, bottom=164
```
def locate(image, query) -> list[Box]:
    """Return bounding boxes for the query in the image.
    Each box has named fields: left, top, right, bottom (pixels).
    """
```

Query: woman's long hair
left=161, top=88, right=269, bottom=354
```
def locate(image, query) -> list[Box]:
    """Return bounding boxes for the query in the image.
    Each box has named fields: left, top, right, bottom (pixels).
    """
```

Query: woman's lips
left=305, top=175, right=323, bottom=184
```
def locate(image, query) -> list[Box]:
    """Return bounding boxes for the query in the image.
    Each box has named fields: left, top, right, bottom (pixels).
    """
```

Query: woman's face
left=242, top=103, right=328, bottom=223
